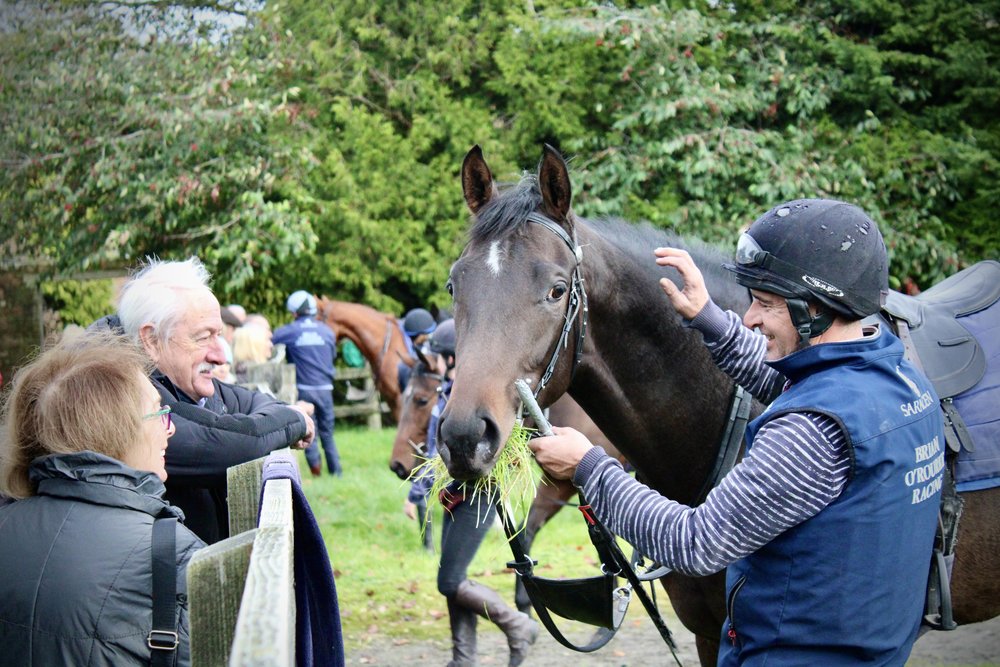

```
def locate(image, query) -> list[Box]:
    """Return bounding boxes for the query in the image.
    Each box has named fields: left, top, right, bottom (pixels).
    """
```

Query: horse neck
left=569, top=226, right=739, bottom=503
left=330, top=305, right=395, bottom=368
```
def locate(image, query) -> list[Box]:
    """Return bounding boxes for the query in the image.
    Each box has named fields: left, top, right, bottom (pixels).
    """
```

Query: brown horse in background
left=389, top=352, right=625, bottom=613
left=316, top=297, right=413, bottom=422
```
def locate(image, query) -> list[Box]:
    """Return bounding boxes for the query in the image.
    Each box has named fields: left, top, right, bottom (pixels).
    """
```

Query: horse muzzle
left=438, top=409, right=501, bottom=480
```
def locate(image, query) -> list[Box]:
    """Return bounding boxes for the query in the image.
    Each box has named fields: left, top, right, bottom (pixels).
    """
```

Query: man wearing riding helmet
left=531, top=199, right=945, bottom=666
left=398, top=307, right=438, bottom=392
left=404, top=319, right=539, bottom=667
left=273, top=290, right=342, bottom=477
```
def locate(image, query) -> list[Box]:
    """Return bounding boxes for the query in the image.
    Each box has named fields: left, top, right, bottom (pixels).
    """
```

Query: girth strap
left=693, top=384, right=752, bottom=505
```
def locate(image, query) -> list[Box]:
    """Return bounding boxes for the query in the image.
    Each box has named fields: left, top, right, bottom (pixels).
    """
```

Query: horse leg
left=514, top=475, right=575, bottom=613
left=662, top=571, right=727, bottom=667
left=950, top=487, right=1000, bottom=624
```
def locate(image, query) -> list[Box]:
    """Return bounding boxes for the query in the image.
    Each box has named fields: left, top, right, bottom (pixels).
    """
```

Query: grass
left=297, top=425, right=620, bottom=652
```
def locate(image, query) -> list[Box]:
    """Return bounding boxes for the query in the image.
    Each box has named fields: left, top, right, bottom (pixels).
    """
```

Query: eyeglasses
left=143, top=405, right=172, bottom=430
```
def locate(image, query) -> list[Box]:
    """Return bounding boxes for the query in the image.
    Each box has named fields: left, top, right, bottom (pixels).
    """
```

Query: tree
left=0, top=1, right=316, bottom=299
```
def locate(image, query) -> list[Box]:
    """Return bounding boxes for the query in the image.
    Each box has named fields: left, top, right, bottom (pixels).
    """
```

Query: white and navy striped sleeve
left=573, top=411, right=850, bottom=576
left=687, top=300, right=784, bottom=401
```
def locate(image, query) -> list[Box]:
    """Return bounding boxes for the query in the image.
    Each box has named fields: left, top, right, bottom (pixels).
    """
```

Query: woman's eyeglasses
left=143, top=405, right=172, bottom=430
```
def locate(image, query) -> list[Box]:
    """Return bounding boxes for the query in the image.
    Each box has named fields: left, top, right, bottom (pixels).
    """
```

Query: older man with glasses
left=104, top=256, right=315, bottom=545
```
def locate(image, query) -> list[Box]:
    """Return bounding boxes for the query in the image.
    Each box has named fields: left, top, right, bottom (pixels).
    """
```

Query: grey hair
left=118, top=256, right=214, bottom=345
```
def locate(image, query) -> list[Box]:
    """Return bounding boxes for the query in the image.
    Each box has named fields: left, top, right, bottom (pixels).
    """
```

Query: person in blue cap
left=274, top=290, right=342, bottom=477
left=398, top=307, right=437, bottom=393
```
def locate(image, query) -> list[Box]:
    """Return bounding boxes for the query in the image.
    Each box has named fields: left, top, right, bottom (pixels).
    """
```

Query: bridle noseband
left=525, top=211, right=589, bottom=400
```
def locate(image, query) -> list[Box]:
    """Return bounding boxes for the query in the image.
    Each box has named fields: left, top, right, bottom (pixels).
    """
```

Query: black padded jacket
left=0, top=452, right=205, bottom=666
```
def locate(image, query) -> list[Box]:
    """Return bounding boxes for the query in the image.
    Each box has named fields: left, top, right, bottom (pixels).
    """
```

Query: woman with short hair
left=0, top=332, right=205, bottom=666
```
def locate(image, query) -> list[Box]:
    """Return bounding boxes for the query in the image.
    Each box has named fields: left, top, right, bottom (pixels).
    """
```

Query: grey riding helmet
left=429, top=318, right=456, bottom=357
left=723, top=199, right=889, bottom=340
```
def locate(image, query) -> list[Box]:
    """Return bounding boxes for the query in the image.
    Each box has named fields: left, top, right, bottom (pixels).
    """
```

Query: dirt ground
left=348, top=612, right=1000, bottom=666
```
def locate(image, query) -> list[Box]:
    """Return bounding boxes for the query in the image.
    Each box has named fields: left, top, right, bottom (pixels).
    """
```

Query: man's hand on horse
left=529, top=426, right=595, bottom=480
left=654, top=246, right=710, bottom=320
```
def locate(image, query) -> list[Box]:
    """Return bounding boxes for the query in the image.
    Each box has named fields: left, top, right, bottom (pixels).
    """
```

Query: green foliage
left=0, top=2, right=316, bottom=297
left=3, top=0, right=997, bottom=317
left=41, top=278, right=114, bottom=326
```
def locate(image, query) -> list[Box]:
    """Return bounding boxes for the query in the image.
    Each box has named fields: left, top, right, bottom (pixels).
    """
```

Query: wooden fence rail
left=238, top=356, right=389, bottom=429
left=187, top=455, right=296, bottom=666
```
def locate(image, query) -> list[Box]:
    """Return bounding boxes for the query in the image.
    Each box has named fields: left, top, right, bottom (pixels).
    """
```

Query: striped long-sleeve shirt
left=572, top=301, right=852, bottom=576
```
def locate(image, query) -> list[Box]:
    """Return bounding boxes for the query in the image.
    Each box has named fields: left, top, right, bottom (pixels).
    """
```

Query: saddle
left=881, top=260, right=1000, bottom=400
left=878, top=260, right=1000, bottom=632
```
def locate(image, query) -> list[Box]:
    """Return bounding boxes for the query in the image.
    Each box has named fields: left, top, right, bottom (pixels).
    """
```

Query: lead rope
left=513, top=380, right=682, bottom=662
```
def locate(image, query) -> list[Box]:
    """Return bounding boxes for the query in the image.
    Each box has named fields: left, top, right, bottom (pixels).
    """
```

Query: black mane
left=468, top=173, right=744, bottom=310
left=469, top=173, right=541, bottom=243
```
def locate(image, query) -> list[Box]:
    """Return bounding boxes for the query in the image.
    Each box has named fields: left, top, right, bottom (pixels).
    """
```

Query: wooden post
left=362, top=361, right=381, bottom=430
left=227, top=456, right=266, bottom=537
left=187, top=529, right=257, bottom=667
left=229, top=479, right=296, bottom=666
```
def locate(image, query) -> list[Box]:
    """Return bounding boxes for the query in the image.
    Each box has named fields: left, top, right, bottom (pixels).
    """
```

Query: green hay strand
left=408, top=422, right=543, bottom=536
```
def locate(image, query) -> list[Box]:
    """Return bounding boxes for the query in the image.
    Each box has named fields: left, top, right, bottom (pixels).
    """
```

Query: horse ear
left=414, top=343, right=431, bottom=369
left=462, top=145, right=497, bottom=215
left=538, top=143, right=572, bottom=223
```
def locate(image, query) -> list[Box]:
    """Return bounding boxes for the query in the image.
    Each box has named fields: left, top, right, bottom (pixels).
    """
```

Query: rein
left=510, top=380, right=682, bottom=660
left=525, top=212, right=589, bottom=398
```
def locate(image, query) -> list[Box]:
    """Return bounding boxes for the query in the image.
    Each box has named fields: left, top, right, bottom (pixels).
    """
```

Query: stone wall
left=0, top=270, right=43, bottom=386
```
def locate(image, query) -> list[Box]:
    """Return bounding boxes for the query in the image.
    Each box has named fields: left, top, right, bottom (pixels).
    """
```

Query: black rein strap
left=498, top=497, right=682, bottom=663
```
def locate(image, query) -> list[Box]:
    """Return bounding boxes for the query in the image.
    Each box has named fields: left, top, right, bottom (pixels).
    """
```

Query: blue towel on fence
left=260, top=450, right=345, bottom=667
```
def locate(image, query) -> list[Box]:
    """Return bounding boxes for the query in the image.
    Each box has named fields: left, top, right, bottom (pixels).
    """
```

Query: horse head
left=389, top=346, right=445, bottom=479
left=438, top=144, right=585, bottom=480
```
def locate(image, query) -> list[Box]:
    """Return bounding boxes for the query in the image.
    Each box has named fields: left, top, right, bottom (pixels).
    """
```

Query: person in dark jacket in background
left=116, top=257, right=315, bottom=544
left=0, top=332, right=205, bottom=666
left=398, top=307, right=437, bottom=392
left=273, top=290, right=342, bottom=477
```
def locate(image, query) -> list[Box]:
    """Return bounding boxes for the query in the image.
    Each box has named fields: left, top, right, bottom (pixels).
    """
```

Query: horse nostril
left=480, top=413, right=500, bottom=455
left=389, top=461, right=408, bottom=480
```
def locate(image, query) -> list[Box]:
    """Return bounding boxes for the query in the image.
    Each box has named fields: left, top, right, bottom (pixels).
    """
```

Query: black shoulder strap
left=150, top=517, right=179, bottom=667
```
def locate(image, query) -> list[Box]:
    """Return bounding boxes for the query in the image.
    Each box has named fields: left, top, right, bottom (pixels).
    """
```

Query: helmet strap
left=786, top=298, right=835, bottom=347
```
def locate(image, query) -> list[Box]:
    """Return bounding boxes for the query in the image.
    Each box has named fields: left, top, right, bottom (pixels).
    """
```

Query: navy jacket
left=720, top=332, right=943, bottom=666
left=156, top=372, right=308, bottom=544
left=273, top=317, right=337, bottom=391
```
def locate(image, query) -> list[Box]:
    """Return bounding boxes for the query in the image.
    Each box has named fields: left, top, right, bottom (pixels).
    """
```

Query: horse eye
left=416, top=397, right=430, bottom=407
left=547, top=283, right=568, bottom=301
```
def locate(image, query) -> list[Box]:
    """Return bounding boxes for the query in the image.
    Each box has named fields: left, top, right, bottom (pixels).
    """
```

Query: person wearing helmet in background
left=398, top=307, right=438, bottom=393
left=531, top=199, right=945, bottom=666
left=274, top=290, right=342, bottom=477
left=404, top=319, right=539, bottom=667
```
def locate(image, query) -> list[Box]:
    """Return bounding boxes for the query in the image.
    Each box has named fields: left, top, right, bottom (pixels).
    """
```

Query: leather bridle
left=525, top=211, right=589, bottom=399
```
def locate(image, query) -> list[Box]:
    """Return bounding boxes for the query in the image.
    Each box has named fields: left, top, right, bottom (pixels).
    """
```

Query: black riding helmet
left=723, top=198, right=889, bottom=344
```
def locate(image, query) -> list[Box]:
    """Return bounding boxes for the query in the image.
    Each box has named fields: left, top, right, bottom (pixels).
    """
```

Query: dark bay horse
left=389, top=350, right=625, bottom=613
left=315, top=296, right=414, bottom=422
left=437, top=144, right=1000, bottom=665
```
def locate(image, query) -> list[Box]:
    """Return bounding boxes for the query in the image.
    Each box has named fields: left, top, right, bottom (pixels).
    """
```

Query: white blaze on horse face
left=486, top=240, right=505, bottom=277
